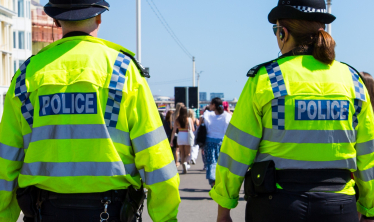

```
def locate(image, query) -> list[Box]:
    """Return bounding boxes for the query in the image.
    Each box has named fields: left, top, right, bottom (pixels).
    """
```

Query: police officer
left=210, top=0, right=374, bottom=222
left=0, top=0, right=180, bottom=221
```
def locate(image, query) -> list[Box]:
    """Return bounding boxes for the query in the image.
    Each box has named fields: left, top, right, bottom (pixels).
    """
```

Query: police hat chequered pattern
left=349, top=67, right=366, bottom=101
left=266, top=62, right=288, bottom=98
left=14, top=59, right=34, bottom=129
left=352, top=99, right=363, bottom=129
left=271, top=96, right=286, bottom=130
left=104, top=53, right=131, bottom=128
left=292, top=6, right=327, bottom=13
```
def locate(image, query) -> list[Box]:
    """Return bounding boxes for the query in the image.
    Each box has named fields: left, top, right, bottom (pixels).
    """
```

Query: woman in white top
left=171, top=107, right=195, bottom=174
left=202, top=97, right=231, bottom=187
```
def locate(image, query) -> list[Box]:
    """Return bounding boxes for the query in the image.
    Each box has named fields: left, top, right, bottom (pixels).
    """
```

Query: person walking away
left=222, top=101, right=232, bottom=115
left=164, top=110, right=176, bottom=160
left=171, top=102, right=185, bottom=167
left=210, top=1, right=374, bottom=222
left=203, top=98, right=231, bottom=187
left=0, top=1, right=180, bottom=221
left=188, top=109, right=200, bottom=164
left=171, top=107, right=195, bottom=174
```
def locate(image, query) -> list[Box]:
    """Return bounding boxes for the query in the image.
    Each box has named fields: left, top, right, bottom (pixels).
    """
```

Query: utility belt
left=16, top=185, right=146, bottom=222
left=244, top=160, right=352, bottom=200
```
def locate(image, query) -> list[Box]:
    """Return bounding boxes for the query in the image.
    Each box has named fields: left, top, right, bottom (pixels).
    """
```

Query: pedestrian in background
left=211, top=1, right=374, bottom=221
left=171, top=102, right=185, bottom=167
left=171, top=107, right=195, bottom=174
left=188, top=109, right=200, bottom=164
left=164, top=110, right=176, bottom=160
left=203, top=98, right=231, bottom=187
left=222, top=101, right=232, bottom=115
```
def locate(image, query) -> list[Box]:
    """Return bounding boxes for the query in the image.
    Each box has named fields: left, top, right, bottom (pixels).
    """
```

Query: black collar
left=63, top=31, right=91, bottom=38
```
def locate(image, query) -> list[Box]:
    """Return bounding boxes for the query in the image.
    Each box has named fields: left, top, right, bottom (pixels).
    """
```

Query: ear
left=96, top=14, right=102, bottom=25
left=53, top=19, right=61, bottom=27
left=282, top=27, right=290, bottom=42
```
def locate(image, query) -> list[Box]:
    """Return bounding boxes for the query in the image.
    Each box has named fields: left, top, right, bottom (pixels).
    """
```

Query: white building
left=13, top=0, right=32, bottom=74
left=0, top=0, right=17, bottom=118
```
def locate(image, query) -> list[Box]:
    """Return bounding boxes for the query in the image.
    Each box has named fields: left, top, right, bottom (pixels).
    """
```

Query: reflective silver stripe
left=0, top=179, right=17, bottom=191
left=21, top=161, right=126, bottom=177
left=0, top=143, right=24, bottom=162
left=218, top=152, right=249, bottom=177
left=225, top=123, right=260, bottom=151
left=108, top=127, right=131, bottom=146
left=256, top=153, right=356, bottom=170
left=124, top=163, right=138, bottom=177
left=263, top=128, right=356, bottom=144
left=132, top=126, right=167, bottom=153
left=356, top=140, right=374, bottom=156
left=23, top=133, right=31, bottom=149
left=138, top=160, right=178, bottom=185
left=30, top=124, right=110, bottom=142
left=355, top=167, right=374, bottom=182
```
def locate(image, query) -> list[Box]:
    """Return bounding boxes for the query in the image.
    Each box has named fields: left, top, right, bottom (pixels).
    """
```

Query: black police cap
left=268, top=0, right=336, bottom=24
left=44, top=0, right=110, bottom=21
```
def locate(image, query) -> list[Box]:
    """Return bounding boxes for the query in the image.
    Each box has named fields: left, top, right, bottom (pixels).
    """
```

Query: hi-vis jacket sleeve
left=353, top=88, right=374, bottom=218
left=210, top=77, right=262, bottom=209
left=124, top=63, right=180, bottom=222
left=0, top=70, right=24, bottom=222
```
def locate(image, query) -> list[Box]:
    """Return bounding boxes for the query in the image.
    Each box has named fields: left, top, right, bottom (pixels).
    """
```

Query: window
left=29, top=32, right=31, bottom=50
left=13, top=0, right=16, bottom=12
left=13, top=31, right=16, bottom=48
left=18, top=0, right=24, bottom=17
left=19, top=60, right=24, bottom=69
left=14, top=61, right=16, bottom=73
left=18, top=31, right=24, bottom=49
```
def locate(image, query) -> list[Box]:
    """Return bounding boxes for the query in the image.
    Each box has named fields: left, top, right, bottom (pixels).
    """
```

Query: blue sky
left=40, top=0, right=374, bottom=100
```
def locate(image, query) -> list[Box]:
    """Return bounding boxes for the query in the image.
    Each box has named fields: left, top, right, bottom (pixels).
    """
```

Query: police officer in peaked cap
left=0, top=0, right=180, bottom=221
left=210, top=0, right=374, bottom=222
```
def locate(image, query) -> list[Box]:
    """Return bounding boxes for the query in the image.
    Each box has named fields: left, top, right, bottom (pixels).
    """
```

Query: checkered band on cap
left=104, top=53, right=131, bottom=128
left=291, top=6, right=327, bottom=13
left=349, top=67, right=366, bottom=102
left=352, top=99, right=362, bottom=129
left=271, top=96, right=286, bottom=130
left=14, top=59, right=34, bottom=129
left=266, top=61, right=288, bottom=98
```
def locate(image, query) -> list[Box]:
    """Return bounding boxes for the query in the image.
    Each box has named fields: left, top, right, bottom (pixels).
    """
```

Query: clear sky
left=40, top=0, right=374, bottom=100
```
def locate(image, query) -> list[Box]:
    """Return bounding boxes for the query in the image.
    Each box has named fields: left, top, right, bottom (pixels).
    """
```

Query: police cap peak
left=268, top=0, right=336, bottom=24
left=44, top=0, right=110, bottom=21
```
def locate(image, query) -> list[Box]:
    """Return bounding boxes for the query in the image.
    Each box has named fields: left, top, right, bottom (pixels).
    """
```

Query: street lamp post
left=197, top=71, right=203, bottom=109
left=327, top=0, right=332, bottom=35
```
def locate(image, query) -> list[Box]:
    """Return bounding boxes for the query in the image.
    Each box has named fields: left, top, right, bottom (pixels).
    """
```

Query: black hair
left=211, top=97, right=224, bottom=115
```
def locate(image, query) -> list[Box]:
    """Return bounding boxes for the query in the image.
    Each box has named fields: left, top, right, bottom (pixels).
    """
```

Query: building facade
left=13, top=0, right=32, bottom=75
left=199, top=92, right=207, bottom=101
left=0, top=0, right=17, bottom=118
left=31, top=0, right=62, bottom=55
left=210, top=92, right=224, bottom=100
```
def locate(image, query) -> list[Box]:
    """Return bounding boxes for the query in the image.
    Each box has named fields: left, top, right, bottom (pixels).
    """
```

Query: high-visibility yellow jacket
left=0, top=35, right=180, bottom=222
left=210, top=54, right=374, bottom=218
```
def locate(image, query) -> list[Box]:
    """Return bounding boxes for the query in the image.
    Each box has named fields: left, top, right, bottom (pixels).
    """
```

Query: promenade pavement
left=18, top=154, right=246, bottom=221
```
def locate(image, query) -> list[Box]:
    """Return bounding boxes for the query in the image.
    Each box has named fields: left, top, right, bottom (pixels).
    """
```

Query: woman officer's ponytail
left=279, top=19, right=336, bottom=65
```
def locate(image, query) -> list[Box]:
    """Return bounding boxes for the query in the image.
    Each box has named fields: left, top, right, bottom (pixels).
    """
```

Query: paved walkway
left=18, top=155, right=246, bottom=221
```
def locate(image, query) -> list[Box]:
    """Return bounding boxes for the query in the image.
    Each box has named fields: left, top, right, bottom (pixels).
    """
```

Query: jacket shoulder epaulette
left=247, top=59, right=277, bottom=78
left=120, top=50, right=150, bottom=78
left=340, top=61, right=365, bottom=83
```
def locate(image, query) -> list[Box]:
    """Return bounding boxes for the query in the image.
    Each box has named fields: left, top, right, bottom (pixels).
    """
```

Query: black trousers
left=24, top=199, right=125, bottom=222
left=245, top=190, right=359, bottom=222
